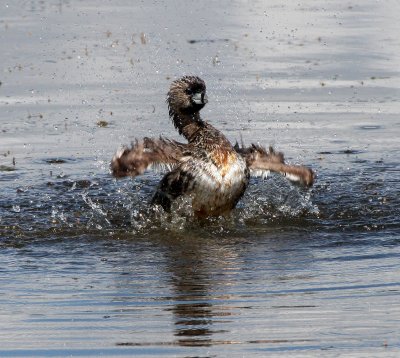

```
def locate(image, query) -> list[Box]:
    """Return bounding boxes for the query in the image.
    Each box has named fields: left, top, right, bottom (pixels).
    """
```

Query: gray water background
left=1, top=0, right=400, bottom=356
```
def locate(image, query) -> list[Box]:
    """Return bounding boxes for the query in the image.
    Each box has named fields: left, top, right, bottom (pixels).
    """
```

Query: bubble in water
left=12, top=205, right=20, bottom=213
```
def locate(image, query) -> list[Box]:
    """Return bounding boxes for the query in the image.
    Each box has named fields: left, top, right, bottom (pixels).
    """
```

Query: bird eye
left=185, top=88, right=193, bottom=95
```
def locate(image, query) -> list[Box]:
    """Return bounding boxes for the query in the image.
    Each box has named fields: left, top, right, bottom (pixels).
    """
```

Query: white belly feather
left=180, top=155, right=248, bottom=213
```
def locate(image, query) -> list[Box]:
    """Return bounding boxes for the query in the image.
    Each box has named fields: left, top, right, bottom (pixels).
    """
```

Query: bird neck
left=171, top=110, right=204, bottom=140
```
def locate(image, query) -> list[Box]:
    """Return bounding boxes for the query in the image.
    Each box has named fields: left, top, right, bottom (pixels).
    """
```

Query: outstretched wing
left=235, top=143, right=314, bottom=187
left=111, top=137, right=188, bottom=178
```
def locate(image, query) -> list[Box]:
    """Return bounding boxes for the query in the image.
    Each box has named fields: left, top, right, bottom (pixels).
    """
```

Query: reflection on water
left=1, top=0, right=400, bottom=356
left=165, top=238, right=236, bottom=348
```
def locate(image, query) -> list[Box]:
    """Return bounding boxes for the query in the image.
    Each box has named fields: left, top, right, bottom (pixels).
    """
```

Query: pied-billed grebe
left=111, top=76, right=314, bottom=217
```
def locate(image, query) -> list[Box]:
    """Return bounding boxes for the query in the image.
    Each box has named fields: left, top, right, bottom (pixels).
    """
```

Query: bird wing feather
left=111, top=137, right=187, bottom=178
left=234, top=143, right=314, bottom=187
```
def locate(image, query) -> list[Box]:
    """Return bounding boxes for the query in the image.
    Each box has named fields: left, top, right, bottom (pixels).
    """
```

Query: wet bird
left=111, top=76, right=314, bottom=217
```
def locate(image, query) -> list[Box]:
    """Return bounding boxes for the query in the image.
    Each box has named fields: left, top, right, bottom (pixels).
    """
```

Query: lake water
left=1, top=0, right=400, bottom=356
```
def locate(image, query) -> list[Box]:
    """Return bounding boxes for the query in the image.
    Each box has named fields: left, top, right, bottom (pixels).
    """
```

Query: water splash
left=2, top=158, right=399, bottom=242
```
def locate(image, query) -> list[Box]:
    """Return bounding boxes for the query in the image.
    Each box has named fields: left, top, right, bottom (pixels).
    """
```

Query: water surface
left=1, top=0, right=400, bottom=356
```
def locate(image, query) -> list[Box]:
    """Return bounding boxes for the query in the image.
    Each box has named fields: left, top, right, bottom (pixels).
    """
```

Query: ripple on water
left=358, top=125, right=383, bottom=130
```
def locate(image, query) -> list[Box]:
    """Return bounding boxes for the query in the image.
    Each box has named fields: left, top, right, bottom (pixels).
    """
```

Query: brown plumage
left=234, top=143, right=314, bottom=187
left=111, top=76, right=314, bottom=217
left=111, top=137, right=186, bottom=178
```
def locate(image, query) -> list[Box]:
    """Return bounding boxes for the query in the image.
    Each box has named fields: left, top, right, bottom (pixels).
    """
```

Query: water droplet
left=12, top=205, right=20, bottom=213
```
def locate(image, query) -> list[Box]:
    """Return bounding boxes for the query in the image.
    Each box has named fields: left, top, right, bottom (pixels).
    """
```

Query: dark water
left=1, top=0, right=400, bottom=356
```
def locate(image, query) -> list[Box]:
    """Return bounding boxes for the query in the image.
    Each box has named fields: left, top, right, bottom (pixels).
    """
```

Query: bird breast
left=187, top=150, right=248, bottom=215
left=211, top=150, right=238, bottom=178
